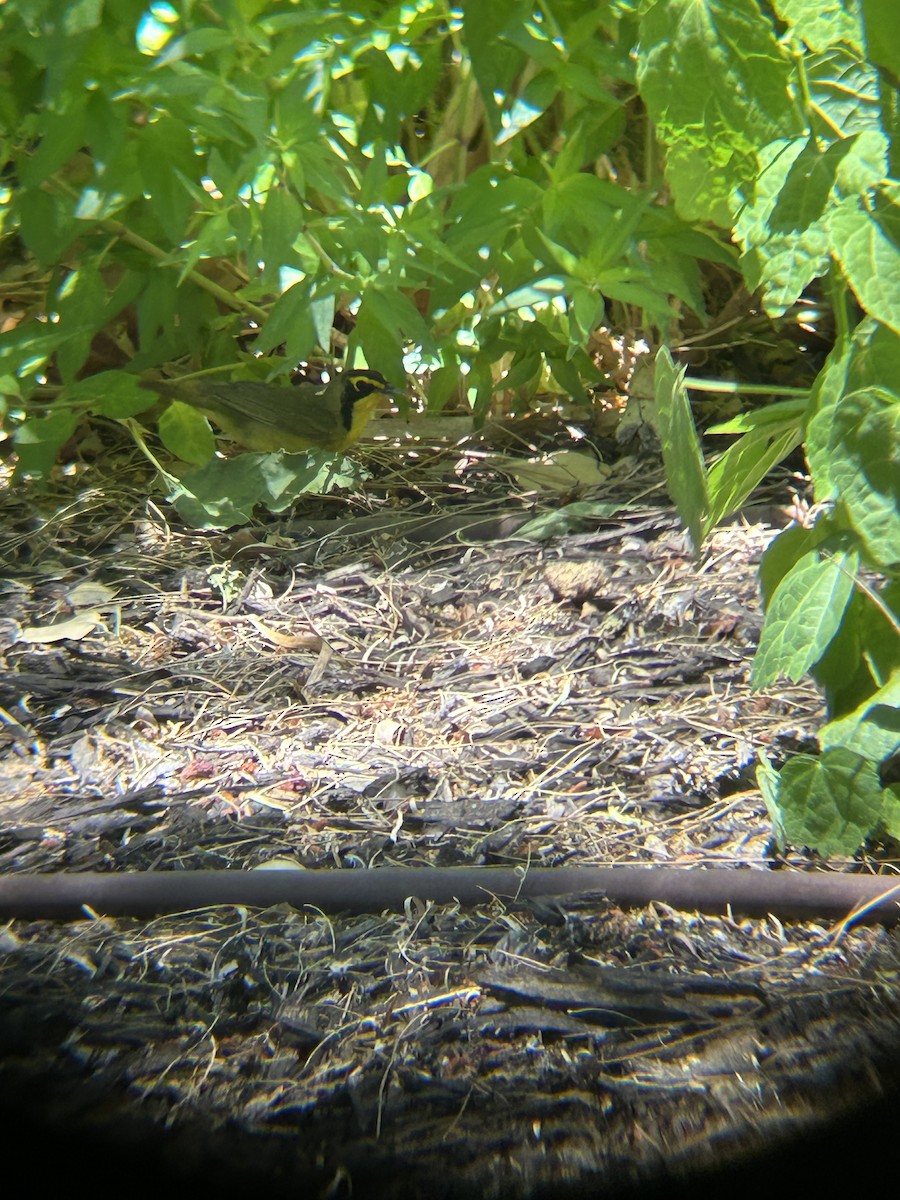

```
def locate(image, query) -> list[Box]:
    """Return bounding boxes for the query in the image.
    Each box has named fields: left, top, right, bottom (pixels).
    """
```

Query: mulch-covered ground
left=1, top=427, right=899, bottom=1198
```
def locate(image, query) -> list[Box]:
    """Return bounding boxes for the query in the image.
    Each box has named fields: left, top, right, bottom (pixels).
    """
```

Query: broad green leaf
left=752, top=546, right=859, bottom=687
left=757, top=514, right=841, bottom=607
left=776, top=747, right=883, bottom=856
left=260, top=187, right=305, bottom=287
left=177, top=212, right=244, bottom=283
left=54, top=264, right=108, bottom=383
left=806, top=50, right=885, bottom=145
left=139, top=117, right=202, bottom=242
left=636, top=0, right=798, bottom=226
left=845, top=317, right=900, bottom=393
left=547, top=356, right=589, bottom=401
left=811, top=589, right=881, bottom=718
left=882, top=784, right=900, bottom=841
left=488, top=277, right=567, bottom=318
left=736, top=130, right=884, bottom=315
left=252, top=283, right=316, bottom=361
left=654, top=346, right=708, bottom=553
left=592, top=271, right=673, bottom=325
left=19, top=104, right=87, bottom=189
left=805, top=334, right=852, bottom=498
left=860, top=580, right=900, bottom=685
left=171, top=450, right=366, bottom=528
left=635, top=252, right=706, bottom=320
left=825, top=667, right=900, bottom=758
left=136, top=273, right=181, bottom=352
left=542, top=176, right=652, bottom=273
left=157, top=28, right=236, bottom=66
left=462, top=3, right=531, bottom=135
left=13, top=409, right=80, bottom=479
left=73, top=142, right=144, bottom=223
left=17, top=187, right=78, bottom=266
left=366, top=287, right=438, bottom=354
left=861, top=0, right=900, bottom=76
left=68, top=371, right=156, bottom=419
left=496, top=92, right=549, bottom=147
left=158, top=401, right=217, bottom=465
left=831, top=193, right=900, bottom=337
left=61, top=0, right=104, bottom=35
left=773, top=0, right=863, bottom=52
left=736, top=137, right=833, bottom=313
left=828, top=386, right=900, bottom=567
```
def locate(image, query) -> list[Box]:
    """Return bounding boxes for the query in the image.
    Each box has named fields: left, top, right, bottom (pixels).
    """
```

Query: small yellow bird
left=140, top=369, right=403, bottom=453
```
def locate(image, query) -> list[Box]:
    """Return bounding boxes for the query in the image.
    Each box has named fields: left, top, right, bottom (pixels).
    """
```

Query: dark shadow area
left=1, top=1042, right=893, bottom=1200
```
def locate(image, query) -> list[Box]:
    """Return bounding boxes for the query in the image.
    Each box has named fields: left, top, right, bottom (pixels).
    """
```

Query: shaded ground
left=1, top=435, right=899, bottom=1197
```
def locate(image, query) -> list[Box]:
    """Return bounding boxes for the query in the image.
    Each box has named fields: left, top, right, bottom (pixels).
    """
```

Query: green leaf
left=821, top=669, right=900, bottom=762
left=860, top=579, right=900, bottom=685
left=158, top=401, right=217, bottom=465
left=518, top=501, right=628, bottom=541
left=463, top=2, right=531, bottom=135
left=13, top=409, right=80, bottom=479
left=170, top=450, right=367, bottom=529
left=309, top=294, right=336, bottom=355
left=828, top=386, right=900, bottom=567
left=542, top=176, right=652, bottom=272
left=862, top=0, right=900, bottom=76
left=17, top=188, right=78, bottom=266
left=704, top=422, right=804, bottom=533
left=776, top=747, right=883, bottom=856
left=19, top=104, right=87, bottom=189
left=806, top=50, right=885, bottom=144
left=252, top=283, right=316, bottom=361
left=653, top=346, right=708, bottom=552
left=547, top=356, right=589, bottom=401
left=736, top=138, right=837, bottom=314
left=805, top=334, right=852, bottom=498
left=736, top=130, right=885, bottom=316
left=139, top=117, right=202, bottom=242
left=708, top=397, right=809, bottom=434
left=811, top=590, right=881, bottom=718
left=157, top=28, right=237, bottom=66
left=353, top=286, right=435, bottom=379
left=487, top=276, right=568, bottom=317
left=752, top=546, right=859, bottom=687
left=636, top=0, right=798, bottom=226
left=846, top=317, right=900, bottom=393
left=54, top=264, right=108, bottom=383
left=773, top=0, right=864, bottom=53
left=68, top=371, right=156, bottom=419
left=61, top=0, right=104, bottom=36
left=757, top=515, right=840, bottom=608
left=260, top=187, right=305, bottom=286
left=756, top=750, right=787, bottom=850
left=831, top=192, right=900, bottom=337
left=882, top=784, right=900, bottom=842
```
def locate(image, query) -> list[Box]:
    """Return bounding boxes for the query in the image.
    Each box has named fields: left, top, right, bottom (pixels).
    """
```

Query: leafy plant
left=2, top=0, right=898, bottom=855
left=642, top=0, right=900, bottom=855
left=1, top=0, right=719, bottom=504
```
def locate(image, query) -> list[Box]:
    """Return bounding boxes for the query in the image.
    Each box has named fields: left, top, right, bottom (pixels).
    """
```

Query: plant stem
left=685, top=377, right=809, bottom=397
left=45, top=176, right=270, bottom=323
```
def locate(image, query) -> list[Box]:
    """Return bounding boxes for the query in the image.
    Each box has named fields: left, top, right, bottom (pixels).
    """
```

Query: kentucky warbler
left=140, top=369, right=402, bottom=453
